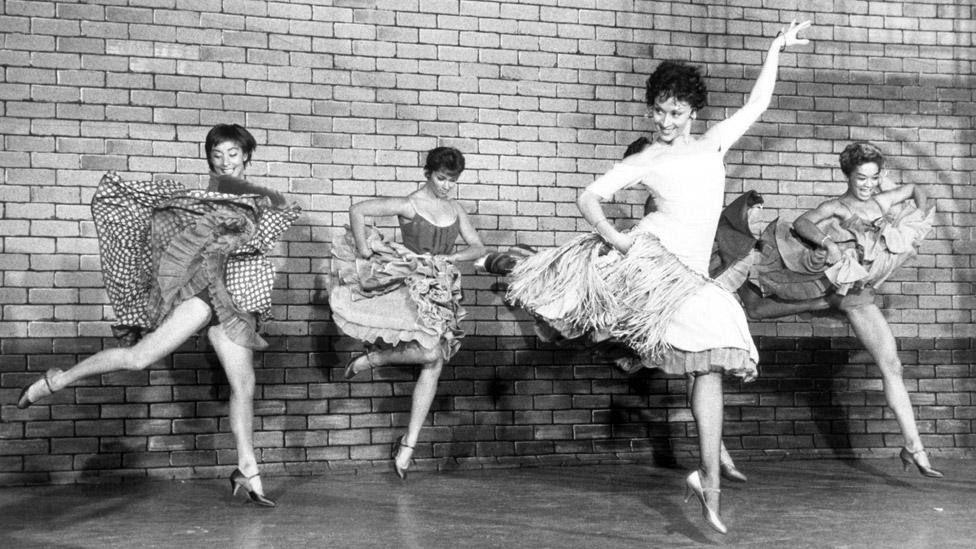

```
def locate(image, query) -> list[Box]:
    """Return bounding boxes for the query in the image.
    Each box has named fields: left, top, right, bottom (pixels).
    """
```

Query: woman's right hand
left=824, top=241, right=842, bottom=265
left=604, top=231, right=634, bottom=254
left=779, top=19, right=812, bottom=49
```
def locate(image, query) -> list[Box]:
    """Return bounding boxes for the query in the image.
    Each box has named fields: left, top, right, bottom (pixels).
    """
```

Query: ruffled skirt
left=92, top=171, right=300, bottom=349
left=327, top=228, right=465, bottom=359
left=507, top=232, right=758, bottom=381
left=752, top=204, right=934, bottom=302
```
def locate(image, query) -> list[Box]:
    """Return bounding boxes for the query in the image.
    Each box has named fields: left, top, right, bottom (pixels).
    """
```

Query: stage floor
left=0, top=459, right=972, bottom=548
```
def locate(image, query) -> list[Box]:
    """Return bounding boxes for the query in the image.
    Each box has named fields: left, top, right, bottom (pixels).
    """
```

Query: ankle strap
left=702, top=488, right=721, bottom=494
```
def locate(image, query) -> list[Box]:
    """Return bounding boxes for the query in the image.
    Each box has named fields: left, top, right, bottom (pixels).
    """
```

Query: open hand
left=780, top=19, right=812, bottom=49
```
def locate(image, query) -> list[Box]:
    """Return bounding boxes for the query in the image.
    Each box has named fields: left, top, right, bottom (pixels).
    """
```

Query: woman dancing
left=17, top=124, right=299, bottom=506
left=481, top=136, right=751, bottom=484
left=508, top=21, right=811, bottom=534
left=748, top=141, right=940, bottom=477
left=329, top=146, right=486, bottom=479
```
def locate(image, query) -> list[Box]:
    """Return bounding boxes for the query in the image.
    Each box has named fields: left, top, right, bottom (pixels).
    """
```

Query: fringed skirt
left=92, top=171, right=300, bottom=349
left=507, top=232, right=757, bottom=381
left=327, top=227, right=466, bottom=360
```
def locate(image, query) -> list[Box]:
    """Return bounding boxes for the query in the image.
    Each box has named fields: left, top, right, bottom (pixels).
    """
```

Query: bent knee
left=416, top=345, right=444, bottom=364
left=422, top=358, right=445, bottom=375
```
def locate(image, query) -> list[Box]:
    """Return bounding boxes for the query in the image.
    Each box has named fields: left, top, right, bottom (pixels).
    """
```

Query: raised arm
left=349, top=197, right=413, bottom=257
left=875, top=183, right=928, bottom=213
left=442, top=202, right=486, bottom=262
left=703, top=20, right=811, bottom=152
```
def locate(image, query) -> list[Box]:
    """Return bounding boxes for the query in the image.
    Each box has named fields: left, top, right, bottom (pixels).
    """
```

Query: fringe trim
left=507, top=233, right=620, bottom=332
left=508, top=231, right=708, bottom=362
left=607, top=234, right=709, bottom=361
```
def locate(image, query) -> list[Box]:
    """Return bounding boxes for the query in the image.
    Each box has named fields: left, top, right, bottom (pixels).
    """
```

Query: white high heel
left=684, top=470, right=728, bottom=535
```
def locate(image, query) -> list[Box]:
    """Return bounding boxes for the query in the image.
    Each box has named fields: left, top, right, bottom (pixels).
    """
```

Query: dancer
left=749, top=141, right=940, bottom=477
left=480, top=136, right=750, bottom=483
left=508, top=21, right=811, bottom=534
left=17, top=124, right=300, bottom=506
left=329, top=146, right=485, bottom=479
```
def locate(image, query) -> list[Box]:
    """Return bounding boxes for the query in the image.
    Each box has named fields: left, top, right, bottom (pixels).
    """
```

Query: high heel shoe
left=900, top=447, right=944, bottom=478
left=391, top=435, right=414, bottom=480
left=343, top=352, right=376, bottom=380
left=229, top=469, right=277, bottom=507
left=17, top=368, right=62, bottom=409
left=343, top=354, right=362, bottom=380
left=684, top=470, right=728, bottom=535
left=719, top=447, right=748, bottom=483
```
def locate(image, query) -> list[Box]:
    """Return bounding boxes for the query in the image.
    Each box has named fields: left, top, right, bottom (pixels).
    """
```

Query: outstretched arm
left=441, top=202, right=486, bottom=262
left=703, top=20, right=811, bottom=152
left=349, top=197, right=413, bottom=257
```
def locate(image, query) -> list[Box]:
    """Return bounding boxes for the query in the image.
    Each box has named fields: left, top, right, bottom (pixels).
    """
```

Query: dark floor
left=0, top=458, right=973, bottom=549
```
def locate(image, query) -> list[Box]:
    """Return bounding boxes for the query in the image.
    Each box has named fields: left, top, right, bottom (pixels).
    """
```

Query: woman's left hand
left=779, top=19, right=812, bottom=49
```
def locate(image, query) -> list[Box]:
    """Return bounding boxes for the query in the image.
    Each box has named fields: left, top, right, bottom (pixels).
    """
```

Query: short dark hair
left=624, top=137, right=651, bottom=158
left=839, top=142, right=884, bottom=177
left=424, top=146, right=465, bottom=175
left=204, top=124, right=257, bottom=172
left=645, top=60, right=707, bottom=111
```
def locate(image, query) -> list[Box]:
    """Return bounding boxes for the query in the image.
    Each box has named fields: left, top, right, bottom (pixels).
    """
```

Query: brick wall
left=1, top=0, right=973, bottom=484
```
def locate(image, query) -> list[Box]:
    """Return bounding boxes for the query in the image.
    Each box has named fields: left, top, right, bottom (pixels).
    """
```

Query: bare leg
left=691, top=372, right=724, bottom=505
left=208, top=323, right=266, bottom=496
left=395, top=357, right=445, bottom=471
left=687, top=373, right=739, bottom=478
left=738, top=285, right=830, bottom=320
left=845, top=304, right=923, bottom=451
left=347, top=341, right=442, bottom=376
left=22, top=298, right=211, bottom=403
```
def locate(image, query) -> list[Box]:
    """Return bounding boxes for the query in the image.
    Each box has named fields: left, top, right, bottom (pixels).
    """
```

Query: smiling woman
left=744, top=142, right=939, bottom=480
left=17, top=123, right=300, bottom=507
left=507, top=20, right=813, bottom=535
left=205, top=123, right=256, bottom=180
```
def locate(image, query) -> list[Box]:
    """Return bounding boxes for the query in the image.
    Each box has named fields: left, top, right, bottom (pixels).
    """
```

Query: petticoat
left=751, top=203, right=934, bottom=302
left=327, top=227, right=466, bottom=360
left=92, top=171, right=300, bottom=349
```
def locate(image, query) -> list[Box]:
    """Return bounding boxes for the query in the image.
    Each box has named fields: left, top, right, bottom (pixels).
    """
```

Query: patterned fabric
left=92, top=171, right=300, bottom=349
left=327, top=226, right=465, bottom=359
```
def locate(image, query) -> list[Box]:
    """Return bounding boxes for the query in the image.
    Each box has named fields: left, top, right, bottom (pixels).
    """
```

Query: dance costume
left=92, top=171, right=300, bottom=349
left=328, top=198, right=466, bottom=359
left=751, top=199, right=933, bottom=308
left=508, top=148, right=758, bottom=380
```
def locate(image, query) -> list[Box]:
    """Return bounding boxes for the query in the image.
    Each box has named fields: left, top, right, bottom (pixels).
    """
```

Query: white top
left=586, top=147, right=726, bottom=274
left=586, top=144, right=756, bottom=362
